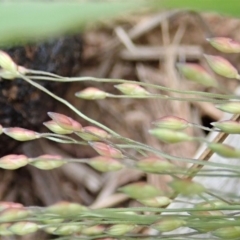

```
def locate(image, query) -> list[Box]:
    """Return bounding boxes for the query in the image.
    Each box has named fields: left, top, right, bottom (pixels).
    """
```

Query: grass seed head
left=207, top=37, right=240, bottom=53
left=0, top=202, right=23, bottom=211
left=0, top=51, right=18, bottom=73
left=211, top=120, right=240, bottom=134
left=9, top=222, right=38, bottom=235
left=81, top=225, right=105, bottom=235
left=177, top=63, right=218, bottom=87
left=75, top=87, right=107, bottom=100
left=152, top=116, right=189, bottom=130
left=107, top=224, right=135, bottom=236
left=0, top=154, right=28, bottom=170
left=118, top=182, right=162, bottom=199
left=0, top=69, right=19, bottom=80
left=46, top=224, right=81, bottom=235
left=0, top=223, right=12, bottom=236
left=149, top=128, right=192, bottom=143
left=48, top=112, right=82, bottom=131
left=89, top=156, right=124, bottom=172
left=213, top=226, right=240, bottom=239
left=208, top=143, right=240, bottom=158
left=45, top=201, right=88, bottom=217
left=216, top=101, right=240, bottom=114
left=114, top=83, right=149, bottom=96
left=138, top=196, right=171, bottom=207
left=0, top=207, right=30, bottom=222
left=152, top=218, right=186, bottom=232
left=3, top=127, right=40, bottom=141
left=190, top=200, right=227, bottom=217
left=136, top=157, right=175, bottom=173
left=169, top=179, right=205, bottom=196
left=29, top=154, right=66, bottom=170
left=43, top=120, right=73, bottom=134
left=204, top=54, right=239, bottom=79
left=90, top=142, right=123, bottom=158
left=76, top=126, right=109, bottom=141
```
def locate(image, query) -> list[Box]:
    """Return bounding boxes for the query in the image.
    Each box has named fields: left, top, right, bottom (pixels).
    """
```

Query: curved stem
left=44, top=137, right=79, bottom=144
left=26, top=69, right=63, bottom=79
left=20, top=74, right=238, bottom=172
left=40, top=133, right=78, bottom=141
left=20, top=74, right=121, bottom=137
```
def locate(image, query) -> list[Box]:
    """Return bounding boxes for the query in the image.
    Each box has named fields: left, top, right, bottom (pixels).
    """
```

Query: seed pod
left=114, top=83, right=149, bottom=96
left=41, top=216, right=63, bottom=224
left=0, top=202, right=23, bottom=211
left=191, top=219, right=223, bottom=233
left=18, top=66, right=28, bottom=75
left=29, top=154, right=66, bottom=170
left=0, top=223, right=12, bottom=236
left=190, top=200, right=226, bottom=217
left=196, top=200, right=227, bottom=209
left=90, top=142, right=123, bottom=158
left=177, top=63, right=218, bottom=87
left=45, top=201, right=87, bottom=217
left=3, top=127, right=40, bottom=141
left=152, top=116, right=189, bottom=130
left=138, top=196, right=171, bottom=207
left=204, top=54, right=239, bottom=79
left=152, top=218, right=186, bottom=232
left=9, top=222, right=38, bottom=235
left=75, top=87, right=107, bottom=100
left=48, top=112, right=82, bottom=131
left=107, top=224, right=135, bottom=236
left=46, top=224, right=81, bottom=235
left=211, top=120, right=240, bottom=134
left=208, top=143, right=240, bottom=158
left=169, top=179, right=205, bottom=196
left=82, top=225, right=105, bottom=235
left=44, top=226, right=57, bottom=234
left=0, top=51, right=18, bottom=73
left=89, top=156, right=124, bottom=172
left=75, top=126, right=109, bottom=141
left=213, top=226, right=240, bottom=239
left=207, top=37, right=240, bottom=53
left=118, top=182, right=162, bottom=199
left=0, top=69, right=18, bottom=80
left=0, top=207, right=30, bottom=222
left=43, top=121, right=73, bottom=134
left=0, top=154, right=28, bottom=170
left=216, top=102, right=240, bottom=114
left=149, top=128, right=192, bottom=143
left=136, top=157, right=175, bottom=173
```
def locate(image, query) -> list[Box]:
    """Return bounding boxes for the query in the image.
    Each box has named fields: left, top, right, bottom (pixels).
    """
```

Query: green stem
left=107, top=93, right=226, bottom=104
left=26, top=69, right=64, bottom=79
left=25, top=73, right=229, bottom=170
left=206, top=191, right=233, bottom=205
left=44, top=137, right=80, bottom=144
left=39, top=133, right=79, bottom=142
left=94, top=205, right=240, bottom=213
left=20, top=74, right=121, bottom=137
left=118, top=142, right=240, bottom=171
left=28, top=75, right=239, bottom=100
left=189, top=123, right=220, bottom=132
